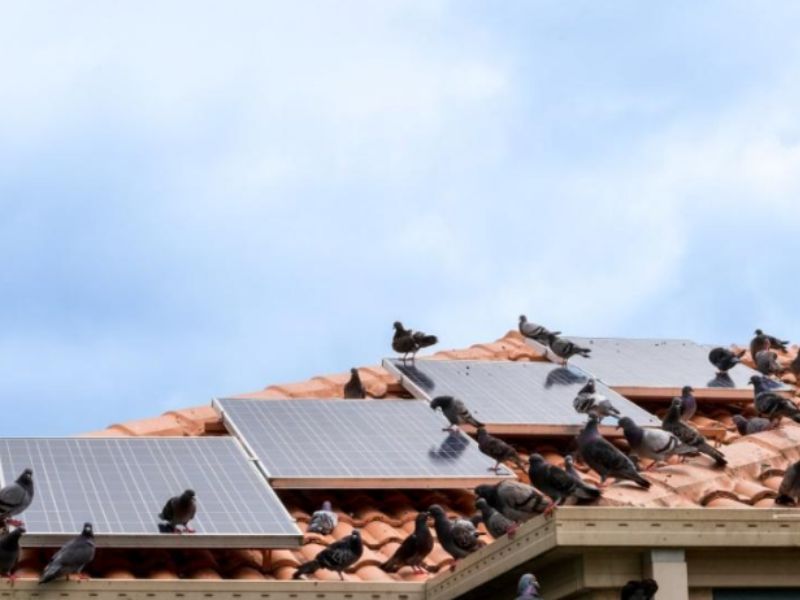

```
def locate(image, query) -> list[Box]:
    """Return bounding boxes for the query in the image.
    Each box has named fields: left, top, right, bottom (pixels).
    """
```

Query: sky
left=2, top=1, right=800, bottom=436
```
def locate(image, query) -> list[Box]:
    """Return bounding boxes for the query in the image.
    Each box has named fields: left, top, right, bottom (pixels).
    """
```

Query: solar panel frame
left=0, top=437, right=302, bottom=548
left=214, top=398, right=516, bottom=489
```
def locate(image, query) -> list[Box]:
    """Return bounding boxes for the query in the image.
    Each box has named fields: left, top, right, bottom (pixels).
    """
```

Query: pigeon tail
left=379, top=557, right=401, bottom=573
left=699, top=442, right=728, bottom=467
left=293, top=560, right=320, bottom=579
left=38, top=563, right=63, bottom=585
left=776, top=494, right=796, bottom=506
left=629, top=472, right=651, bottom=489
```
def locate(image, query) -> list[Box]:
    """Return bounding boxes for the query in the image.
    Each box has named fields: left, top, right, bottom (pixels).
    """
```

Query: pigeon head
left=393, top=321, right=403, bottom=331
left=564, top=454, right=575, bottom=468
left=473, top=483, right=498, bottom=504
left=755, top=329, right=764, bottom=336
left=81, top=522, right=94, bottom=538
left=528, top=453, right=545, bottom=466
left=17, top=468, right=33, bottom=486
left=430, top=396, right=452, bottom=411
left=518, top=573, right=540, bottom=594
left=322, top=500, right=333, bottom=511
left=616, top=416, right=635, bottom=430
left=415, top=510, right=429, bottom=522
left=670, top=397, right=682, bottom=409
left=748, top=375, right=763, bottom=386
left=350, top=368, right=359, bottom=377
left=2, top=527, right=25, bottom=546
left=474, top=497, right=489, bottom=511
left=427, top=504, right=446, bottom=520
left=642, top=578, right=659, bottom=594
left=732, top=414, right=748, bottom=434
left=579, top=379, right=596, bottom=393
left=181, top=489, right=196, bottom=501
left=519, top=315, right=527, bottom=324
left=681, top=385, right=694, bottom=395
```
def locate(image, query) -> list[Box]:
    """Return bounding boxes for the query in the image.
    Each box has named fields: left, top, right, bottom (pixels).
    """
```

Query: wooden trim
left=613, top=386, right=761, bottom=402
left=269, top=474, right=514, bottom=489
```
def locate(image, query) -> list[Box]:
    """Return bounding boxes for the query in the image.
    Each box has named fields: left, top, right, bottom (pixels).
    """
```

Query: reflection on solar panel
left=383, top=359, right=659, bottom=433
left=0, top=437, right=301, bottom=548
left=214, top=398, right=515, bottom=488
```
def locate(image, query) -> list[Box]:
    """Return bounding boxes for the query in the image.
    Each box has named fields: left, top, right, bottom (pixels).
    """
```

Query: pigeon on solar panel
left=617, top=417, right=698, bottom=468
left=753, top=329, right=789, bottom=353
left=473, top=497, right=517, bottom=539
left=158, top=489, right=197, bottom=534
left=775, top=460, right=800, bottom=506
left=708, top=347, right=745, bottom=373
left=755, top=349, right=785, bottom=377
left=343, top=368, right=366, bottom=399
left=476, top=427, right=524, bottom=472
left=430, top=396, right=483, bottom=431
left=678, top=385, right=697, bottom=421
left=545, top=334, right=591, bottom=364
left=749, top=375, right=800, bottom=424
left=379, top=511, right=433, bottom=574
left=662, top=399, right=727, bottom=467
left=474, top=480, right=554, bottom=521
left=0, top=468, right=33, bottom=528
left=38, top=522, right=96, bottom=584
left=428, top=504, right=483, bottom=566
left=518, top=315, right=560, bottom=345
left=732, top=414, right=775, bottom=436
left=515, top=573, right=542, bottom=599
left=293, top=529, right=363, bottom=580
left=576, top=415, right=650, bottom=488
left=620, top=578, right=659, bottom=600
left=307, top=501, right=338, bottom=536
left=0, top=527, right=24, bottom=584
left=528, top=453, right=601, bottom=505
left=573, top=379, right=620, bottom=422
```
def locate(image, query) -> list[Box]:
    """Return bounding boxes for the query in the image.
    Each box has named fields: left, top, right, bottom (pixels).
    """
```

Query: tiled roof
left=56, top=331, right=800, bottom=584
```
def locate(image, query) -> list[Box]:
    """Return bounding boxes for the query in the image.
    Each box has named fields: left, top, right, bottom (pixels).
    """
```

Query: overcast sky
left=2, top=1, right=799, bottom=435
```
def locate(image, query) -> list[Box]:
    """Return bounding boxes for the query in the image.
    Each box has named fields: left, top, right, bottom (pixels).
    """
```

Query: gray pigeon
left=679, top=385, right=697, bottom=421
left=158, top=489, right=197, bottom=533
left=577, top=416, right=650, bottom=488
left=732, top=414, right=775, bottom=436
left=293, top=530, right=363, bottom=580
left=563, top=455, right=598, bottom=490
left=392, top=322, right=438, bottom=362
left=473, top=497, right=517, bottom=540
left=573, top=379, right=620, bottom=421
left=528, top=453, right=600, bottom=505
left=0, top=469, right=34, bottom=527
left=428, top=504, right=483, bottom=562
left=662, top=399, right=727, bottom=467
left=515, top=572, right=542, bottom=599
left=776, top=460, right=800, bottom=505
left=753, top=329, right=789, bottom=353
left=379, top=511, right=433, bottom=574
left=518, top=316, right=560, bottom=345
left=474, top=480, right=553, bottom=522
left=476, top=427, right=524, bottom=471
left=546, top=334, right=591, bottom=364
left=0, top=527, right=24, bottom=581
left=39, top=522, right=96, bottom=584
left=307, top=501, right=338, bottom=535
left=708, top=347, right=745, bottom=373
left=749, top=376, right=800, bottom=424
left=343, top=368, right=366, bottom=399
left=621, top=579, right=659, bottom=600
left=617, top=417, right=698, bottom=466
left=755, top=350, right=784, bottom=377
left=430, top=396, right=483, bottom=431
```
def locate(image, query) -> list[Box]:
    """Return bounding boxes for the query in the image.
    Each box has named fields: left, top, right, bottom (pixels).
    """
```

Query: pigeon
left=789, top=351, right=800, bottom=380
left=732, top=414, right=775, bottom=436
left=708, top=347, right=745, bottom=373
left=662, top=399, right=727, bottom=467
left=749, top=375, right=800, bottom=424
left=753, top=329, right=789, bottom=353
left=476, top=427, right=524, bottom=471
left=379, top=511, right=433, bottom=573
left=518, top=315, right=560, bottom=345
left=545, top=334, right=591, bottom=364
left=293, top=530, right=363, bottom=580
left=776, top=460, right=800, bottom=505
left=563, top=454, right=597, bottom=489
left=0, top=527, right=24, bottom=582
left=528, top=453, right=601, bottom=505
left=573, top=379, right=620, bottom=421
left=617, top=417, right=698, bottom=467
left=430, top=396, right=483, bottom=431
left=576, top=415, right=650, bottom=488
left=307, top=501, right=338, bottom=535
left=473, top=498, right=517, bottom=540
left=343, top=368, right=365, bottom=399
left=620, top=578, right=659, bottom=600
left=515, top=573, right=542, bottom=599
left=0, top=469, right=33, bottom=528
left=158, top=489, right=197, bottom=534
left=392, top=322, right=438, bottom=362
left=39, top=522, right=96, bottom=584
left=678, top=385, right=697, bottom=421
left=428, top=504, right=483, bottom=561
left=474, top=480, right=553, bottom=522
left=755, top=350, right=785, bottom=377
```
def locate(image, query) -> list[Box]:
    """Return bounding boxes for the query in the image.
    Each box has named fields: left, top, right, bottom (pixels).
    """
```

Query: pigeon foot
left=4, top=519, right=24, bottom=528
left=3, top=574, right=17, bottom=587
left=183, top=527, right=196, bottom=534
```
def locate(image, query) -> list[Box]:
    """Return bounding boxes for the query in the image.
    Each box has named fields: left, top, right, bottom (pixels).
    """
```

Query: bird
left=473, top=498, right=517, bottom=540
left=617, top=417, right=698, bottom=468
left=518, top=316, right=560, bottom=345
left=293, top=530, right=363, bottom=580
left=573, top=379, right=620, bottom=421
left=776, top=460, right=800, bottom=506
left=392, top=322, right=438, bottom=362
left=474, top=480, right=553, bottom=521
left=428, top=504, right=483, bottom=563
left=0, top=468, right=34, bottom=528
left=38, top=522, right=96, bottom=584
left=662, top=399, right=727, bottom=467
left=343, top=368, right=366, bottom=399
left=528, top=453, right=601, bottom=505
left=708, top=347, right=745, bottom=373
left=755, top=350, right=785, bottom=377
left=0, top=527, right=24, bottom=584
left=620, top=578, right=659, bottom=600
left=563, top=454, right=600, bottom=492
left=307, top=500, right=338, bottom=536
left=515, top=573, right=542, bottom=599
left=545, top=334, right=591, bottom=364
left=158, top=489, right=197, bottom=534
left=753, top=329, right=789, bottom=354
left=732, top=414, right=775, bottom=436
left=476, top=427, right=524, bottom=471
left=749, top=375, right=800, bottom=424
left=576, top=415, right=650, bottom=488
left=678, top=385, right=697, bottom=421
left=430, top=396, right=483, bottom=431
left=788, top=351, right=800, bottom=380
left=379, top=511, right=433, bottom=574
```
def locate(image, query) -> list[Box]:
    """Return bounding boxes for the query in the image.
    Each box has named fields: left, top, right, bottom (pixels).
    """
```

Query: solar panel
left=214, top=398, right=516, bottom=488
left=383, top=359, right=659, bottom=433
left=0, top=437, right=301, bottom=548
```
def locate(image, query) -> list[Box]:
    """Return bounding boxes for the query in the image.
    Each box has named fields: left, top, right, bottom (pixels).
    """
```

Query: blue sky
left=2, top=1, right=800, bottom=435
